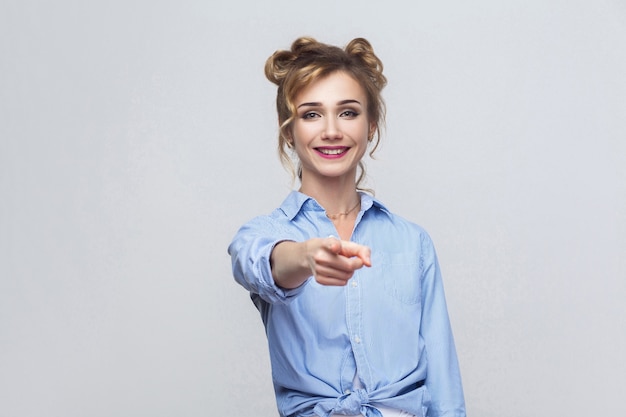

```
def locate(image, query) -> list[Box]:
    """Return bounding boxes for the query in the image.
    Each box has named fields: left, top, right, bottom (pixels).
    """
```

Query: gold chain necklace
left=325, top=201, right=360, bottom=220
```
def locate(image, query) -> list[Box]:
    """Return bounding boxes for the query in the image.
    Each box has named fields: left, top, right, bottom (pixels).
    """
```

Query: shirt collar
left=279, top=190, right=391, bottom=221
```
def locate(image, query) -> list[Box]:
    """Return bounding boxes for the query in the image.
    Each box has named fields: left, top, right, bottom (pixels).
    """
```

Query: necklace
left=325, top=200, right=360, bottom=220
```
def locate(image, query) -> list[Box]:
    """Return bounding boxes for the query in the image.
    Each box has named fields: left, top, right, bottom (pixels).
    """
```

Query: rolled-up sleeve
left=228, top=217, right=307, bottom=305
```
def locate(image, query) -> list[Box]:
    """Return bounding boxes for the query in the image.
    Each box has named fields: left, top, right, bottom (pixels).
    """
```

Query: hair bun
left=265, top=37, right=321, bottom=85
left=345, top=38, right=386, bottom=90
left=265, top=49, right=295, bottom=85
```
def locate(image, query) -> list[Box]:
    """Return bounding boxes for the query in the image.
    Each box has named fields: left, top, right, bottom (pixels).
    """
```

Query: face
left=290, top=71, right=374, bottom=188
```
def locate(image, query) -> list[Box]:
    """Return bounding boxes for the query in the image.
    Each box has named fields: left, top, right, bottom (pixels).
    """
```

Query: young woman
left=228, top=37, right=466, bottom=417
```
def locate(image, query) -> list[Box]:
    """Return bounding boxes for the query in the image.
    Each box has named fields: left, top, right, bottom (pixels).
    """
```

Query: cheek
left=292, top=123, right=316, bottom=143
left=351, top=123, right=371, bottom=142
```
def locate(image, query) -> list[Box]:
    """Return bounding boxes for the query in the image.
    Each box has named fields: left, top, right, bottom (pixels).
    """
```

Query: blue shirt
left=228, top=191, right=465, bottom=417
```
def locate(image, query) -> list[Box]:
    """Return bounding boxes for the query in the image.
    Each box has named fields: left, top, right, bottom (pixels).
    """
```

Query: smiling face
left=291, top=71, right=374, bottom=191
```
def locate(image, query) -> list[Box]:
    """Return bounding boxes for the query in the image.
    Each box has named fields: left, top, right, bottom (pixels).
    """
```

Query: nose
left=321, top=117, right=343, bottom=140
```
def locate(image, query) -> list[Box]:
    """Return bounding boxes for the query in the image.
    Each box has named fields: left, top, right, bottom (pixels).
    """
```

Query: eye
left=340, top=109, right=360, bottom=118
left=301, top=111, right=320, bottom=119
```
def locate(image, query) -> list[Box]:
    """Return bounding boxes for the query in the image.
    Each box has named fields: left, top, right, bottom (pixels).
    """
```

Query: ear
left=368, top=122, right=377, bottom=141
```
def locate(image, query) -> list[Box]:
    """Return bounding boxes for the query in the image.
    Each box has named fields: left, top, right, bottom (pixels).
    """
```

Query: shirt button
left=354, top=336, right=361, bottom=344
left=351, top=281, right=358, bottom=288
left=344, top=389, right=351, bottom=394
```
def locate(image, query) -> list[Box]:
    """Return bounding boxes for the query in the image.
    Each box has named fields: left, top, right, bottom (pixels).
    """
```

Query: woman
left=228, top=37, right=466, bottom=417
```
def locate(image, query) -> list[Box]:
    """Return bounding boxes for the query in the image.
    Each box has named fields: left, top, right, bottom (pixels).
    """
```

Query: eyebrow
left=297, top=99, right=362, bottom=109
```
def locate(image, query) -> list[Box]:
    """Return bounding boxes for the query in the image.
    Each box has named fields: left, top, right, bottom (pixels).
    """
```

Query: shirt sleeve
left=419, top=232, right=466, bottom=416
left=227, top=216, right=308, bottom=305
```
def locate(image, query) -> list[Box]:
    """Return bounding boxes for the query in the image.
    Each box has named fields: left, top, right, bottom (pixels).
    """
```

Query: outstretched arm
left=271, top=237, right=372, bottom=289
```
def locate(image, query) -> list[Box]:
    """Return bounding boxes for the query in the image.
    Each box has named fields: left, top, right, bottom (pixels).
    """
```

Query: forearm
left=270, top=240, right=312, bottom=289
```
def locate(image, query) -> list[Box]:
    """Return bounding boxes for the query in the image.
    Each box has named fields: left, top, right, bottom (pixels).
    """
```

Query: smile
left=316, top=147, right=348, bottom=156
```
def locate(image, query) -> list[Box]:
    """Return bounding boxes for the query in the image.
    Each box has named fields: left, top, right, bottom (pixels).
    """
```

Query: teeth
left=319, top=148, right=345, bottom=155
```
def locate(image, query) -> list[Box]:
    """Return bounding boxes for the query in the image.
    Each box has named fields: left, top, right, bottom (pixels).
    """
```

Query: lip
left=314, top=146, right=350, bottom=159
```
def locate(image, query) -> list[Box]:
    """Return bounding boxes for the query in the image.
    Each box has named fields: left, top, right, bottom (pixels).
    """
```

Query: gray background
left=1, top=1, right=625, bottom=416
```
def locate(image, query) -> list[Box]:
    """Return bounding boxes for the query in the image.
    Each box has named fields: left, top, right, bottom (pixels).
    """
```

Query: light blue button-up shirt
left=228, top=191, right=465, bottom=417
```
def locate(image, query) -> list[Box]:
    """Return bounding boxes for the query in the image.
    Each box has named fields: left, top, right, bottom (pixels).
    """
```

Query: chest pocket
left=380, top=251, right=422, bottom=305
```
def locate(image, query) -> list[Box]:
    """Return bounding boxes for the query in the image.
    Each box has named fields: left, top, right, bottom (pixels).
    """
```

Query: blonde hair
left=264, top=37, right=387, bottom=190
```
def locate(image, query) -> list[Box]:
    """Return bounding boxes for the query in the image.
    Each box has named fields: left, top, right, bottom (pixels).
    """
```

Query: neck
left=299, top=175, right=360, bottom=216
